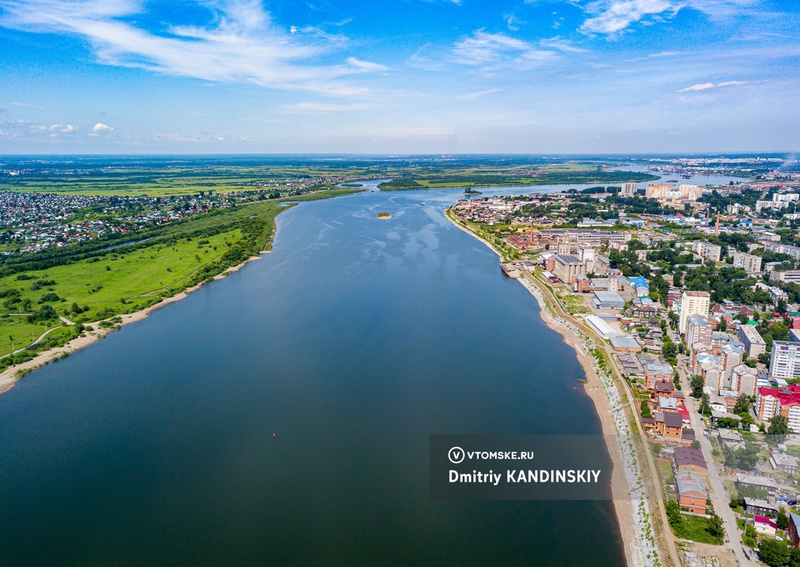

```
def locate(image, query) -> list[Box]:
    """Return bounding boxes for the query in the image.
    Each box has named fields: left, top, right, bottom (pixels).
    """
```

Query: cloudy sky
left=0, top=0, right=797, bottom=154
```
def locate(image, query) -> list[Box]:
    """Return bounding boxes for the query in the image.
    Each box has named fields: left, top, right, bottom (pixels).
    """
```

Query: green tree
left=700, top=393, right=712, bottom=416
left=662, top=338, right=677, bottom=359
left=640, top=400, right=653, bottom=419
left=778, top=508, right=789, bottom=531
left=707, top=512, right=725, bottom=540
left=760, top=538, right=790, bottom=567
left=666, top=499, right=682, bottom=528
left=768, top=414, right=791, bottom=442
left=691, top=375, right=705, bottom=398
left=734, top=394, right=752, bottom=416
left=789, top=547, right=800, bottom=567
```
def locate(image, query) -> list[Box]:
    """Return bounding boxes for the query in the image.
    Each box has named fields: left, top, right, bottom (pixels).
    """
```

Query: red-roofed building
left=754, top=515, right=778, bottom=536
left=756, top=385, right=800, bottom=432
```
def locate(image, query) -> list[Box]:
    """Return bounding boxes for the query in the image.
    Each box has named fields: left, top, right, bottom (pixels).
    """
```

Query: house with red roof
left=754, top=515, right=778, bottom=537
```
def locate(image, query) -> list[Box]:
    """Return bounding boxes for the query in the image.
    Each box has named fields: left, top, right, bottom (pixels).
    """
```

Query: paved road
left=678, top=357, right=756, bottom=566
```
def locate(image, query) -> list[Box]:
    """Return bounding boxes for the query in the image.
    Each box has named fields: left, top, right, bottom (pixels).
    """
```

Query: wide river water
left=0, top=181, right=632, bottom=565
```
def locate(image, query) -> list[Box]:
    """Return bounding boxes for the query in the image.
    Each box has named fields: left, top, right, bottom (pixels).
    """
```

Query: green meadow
left=0, top=196, right=293, bottom=363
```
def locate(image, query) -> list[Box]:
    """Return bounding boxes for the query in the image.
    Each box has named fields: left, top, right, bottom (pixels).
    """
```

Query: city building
left=679, top=291, right=711, bottom=334
left=754, top=516, right=778, bottom=537
left=592, top=291, right=625, bottom=310
left=770, top=341, right=800, bottom=380
left=770, top=451, right=799, bottom=474
left=654, top=410, right=683, bottom=439
left=686, top=315, right=715, bottom=351
left=552, top=255, right=586, bottom=284
left=738, top=325, right=766, bottom=358
left=790, top=513, right=800, bottom=547
left=676, top=471, right=707, bottom=515
left=756, top=384, right=800, bottom=431
left=731, top=251, right=762, bottom=274
left=731, top=364, right=759, bottom=397
left=620, top=182, right=638, bottom=197
left=770, top=270, right=800, bottom=284
left=691, top=241, right=722, bottom=263
left=645, top=184, right=702, bottom=202
left=673, top=447, right=708, bottom=481
left=765, top=241, right=800, bottom=261
left=644, top=362, right=673, bottom=390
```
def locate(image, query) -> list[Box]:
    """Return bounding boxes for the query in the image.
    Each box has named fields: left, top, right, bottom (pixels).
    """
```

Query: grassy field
left=672, top=514, right=724, bottom=545
left=0, top=230, right=238, bottom=357
left=0, top=194, right=296, bottom=362
left=0, top=320, right=50, bottom=355
left=378, top=169, right=657, bottom=190
left=0, top=164, right=377, bottom=197
left=561, top=293, right=591, bottom=314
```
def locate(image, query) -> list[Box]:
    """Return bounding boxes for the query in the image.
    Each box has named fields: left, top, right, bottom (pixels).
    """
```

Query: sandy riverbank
left=445, top=209, right=657, bottom=567
left=0, top=253, right=266, bottom=397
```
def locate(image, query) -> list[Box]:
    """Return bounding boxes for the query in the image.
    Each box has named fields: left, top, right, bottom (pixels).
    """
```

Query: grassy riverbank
left=0, top=188, right=365, bottom=369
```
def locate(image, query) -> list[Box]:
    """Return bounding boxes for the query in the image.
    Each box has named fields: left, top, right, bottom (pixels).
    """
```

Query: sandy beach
left=0, top=253, right=265, bottom=397
left=445, top=208, right=660, bottom=567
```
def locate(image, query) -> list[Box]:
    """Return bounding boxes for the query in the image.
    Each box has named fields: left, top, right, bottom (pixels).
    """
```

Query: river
left=0, top=183, right=626, bottom=565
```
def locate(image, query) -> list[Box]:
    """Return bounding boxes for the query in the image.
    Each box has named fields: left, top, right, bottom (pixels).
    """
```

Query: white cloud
left=540, top=37, right=588, bottom=53
left=678, top=80, right=749, bottom=92
left=504, top=13, right=522, bottom=31
left=282, top=102, right=372, bottom=113
left=7, top=101, right=43, bottom=108
left=48, top=123, right=75, bottom=132
left=0, top=0, right=386, bottom=96
left=580, top=0, right=759, bottom=36
left=92, top=122, right=114, bottom=132
left=1, top=119, right=77, bottom=138
left=680, top=81, right=715, bottom=92
left=452, top=31, right=559, bottom=70
left=456, top=88, right=503, bottom=100
left=581, top=0, right=678, bottom=35
left=346, top=57, right=388, bottom=72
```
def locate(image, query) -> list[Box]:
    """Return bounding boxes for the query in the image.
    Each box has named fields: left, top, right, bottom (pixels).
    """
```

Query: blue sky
left=0, top=0, right=797, bottom=154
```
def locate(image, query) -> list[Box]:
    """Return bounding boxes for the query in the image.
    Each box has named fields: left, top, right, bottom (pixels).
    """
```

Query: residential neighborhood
left=452, top=175, right=800, bottom=565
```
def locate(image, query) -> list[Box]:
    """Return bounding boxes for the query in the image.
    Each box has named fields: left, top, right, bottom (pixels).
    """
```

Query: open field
left=377, top=167, right=658, bottom=190
left=672, top=514, right=724, bottom=545
left=0, top=197, right=289, bottom=363
left=560, top=293, right=591, bottom=314
left=0, top=160, right=381, bottom=196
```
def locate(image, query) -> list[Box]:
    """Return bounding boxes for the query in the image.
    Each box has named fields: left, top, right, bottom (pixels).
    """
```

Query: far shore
left=444, top=208, right=661, bottom=567
left=0, top=252, right=266, bottom=397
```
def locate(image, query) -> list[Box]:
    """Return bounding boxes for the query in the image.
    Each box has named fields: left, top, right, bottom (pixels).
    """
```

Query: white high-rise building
left=679, top=291, right=711, bottom=334
left=620, top=182, right=638, bottom=197
left=770, top=341, right=800, bottom=379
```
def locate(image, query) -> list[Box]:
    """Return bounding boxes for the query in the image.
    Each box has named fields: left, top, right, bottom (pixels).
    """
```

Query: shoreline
left=0, top=253, right=266, bottom=397
left=445, top=209, right=658, bottom=567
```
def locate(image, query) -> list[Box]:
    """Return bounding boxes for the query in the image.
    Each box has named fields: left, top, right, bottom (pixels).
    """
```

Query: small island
left=376, top=211, right=392, bottom=220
